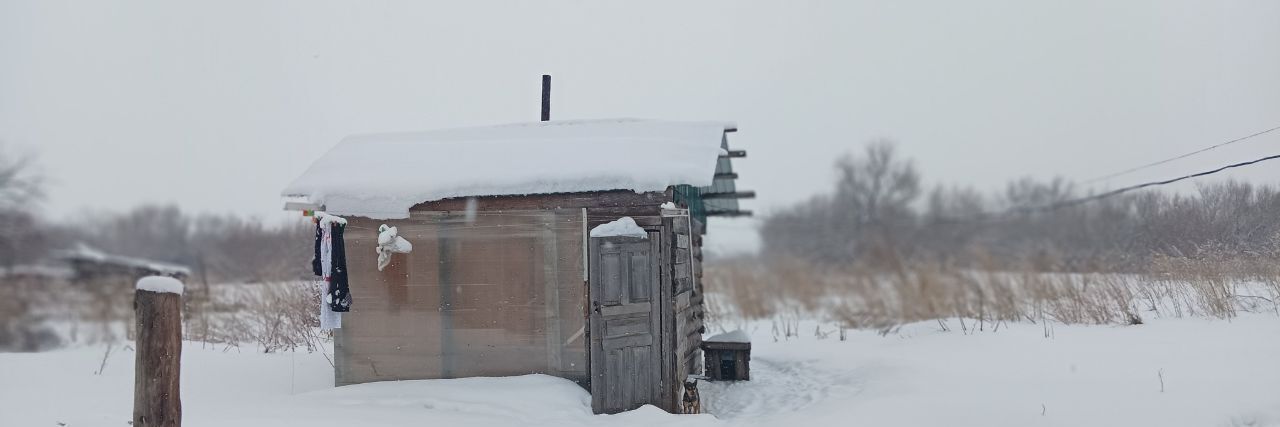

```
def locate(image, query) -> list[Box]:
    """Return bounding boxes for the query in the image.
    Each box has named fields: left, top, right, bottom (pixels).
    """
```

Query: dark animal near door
left=681, top=378, right=701, bottom=414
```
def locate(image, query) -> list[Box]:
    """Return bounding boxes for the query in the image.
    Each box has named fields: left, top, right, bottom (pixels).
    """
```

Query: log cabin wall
left=667, top=214, right=705, bottom=401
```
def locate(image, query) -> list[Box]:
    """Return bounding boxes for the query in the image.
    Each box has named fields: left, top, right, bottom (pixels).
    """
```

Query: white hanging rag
left=317, top=215, right=342, bottom=330
left=319, top=281, right=342, bottom=330
left=320, top=219, right=333, bottom=280
left=375, top=224, right=413, bottom=271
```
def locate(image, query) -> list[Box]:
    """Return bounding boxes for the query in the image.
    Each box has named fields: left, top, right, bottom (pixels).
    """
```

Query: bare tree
left=70, top=204, right=314, bottom=284
left=761, top=141, right=1280, bottom=273
left=762, top=140, right=921, bottom=265
left=0, top=149, right=46, bottom=268
left=0, top=151, right=43, bottom=208
left=833, top=140, right=921, bottom=227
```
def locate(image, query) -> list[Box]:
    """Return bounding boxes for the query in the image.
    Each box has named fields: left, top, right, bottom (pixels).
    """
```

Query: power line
left=743, top=152, right=1280, bottom=230
left=1082, top=124, right=1280, bottom=184
left=1014, top=152, right=1280, bottom=216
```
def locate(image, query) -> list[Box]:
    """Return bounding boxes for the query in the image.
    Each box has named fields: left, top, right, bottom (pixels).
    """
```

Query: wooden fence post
left=134, top=276, right=184, bottom=427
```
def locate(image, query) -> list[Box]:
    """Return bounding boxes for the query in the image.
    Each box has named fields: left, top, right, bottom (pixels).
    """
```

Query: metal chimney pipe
left=541, top=75, right=551, bottom=121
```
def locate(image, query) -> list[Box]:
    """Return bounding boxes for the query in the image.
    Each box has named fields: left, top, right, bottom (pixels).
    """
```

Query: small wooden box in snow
left=702, top=330, right=750, bottom=381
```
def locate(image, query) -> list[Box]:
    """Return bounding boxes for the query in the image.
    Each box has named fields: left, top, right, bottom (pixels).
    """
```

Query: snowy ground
left=3, top=314, right=1279, bottom=427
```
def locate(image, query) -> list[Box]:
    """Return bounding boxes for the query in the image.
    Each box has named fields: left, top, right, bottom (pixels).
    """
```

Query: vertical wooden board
left=540, top=213, right=564, bottom=374
left=632, top=346, right=647, bottom=404
left=607, top=349, right=622, bottom=410
left=628, top=252, right=651, bottom=302
left=333, top=329, right=349, bottom=385
left=589, top=245, right=602, bottom=413
left=601, top=251, right=623, bottom=304
left=659, top=219, right=677, bottom=409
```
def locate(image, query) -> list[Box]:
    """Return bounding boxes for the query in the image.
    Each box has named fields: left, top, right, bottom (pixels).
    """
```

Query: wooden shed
left=702, top=330, right=751, bottom=381
left=282, top=119, right=750, bottom=414
left=58, top=243, right=191, bottom=283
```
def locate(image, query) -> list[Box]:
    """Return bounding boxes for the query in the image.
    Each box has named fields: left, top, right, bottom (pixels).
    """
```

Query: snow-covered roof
left=282, top=118, right=735, bottom=219
left=58, top=243, right=192, bottom=277
left=705, top=329, right=750, bottom=343
left=0, top=264, right=74, bottom=280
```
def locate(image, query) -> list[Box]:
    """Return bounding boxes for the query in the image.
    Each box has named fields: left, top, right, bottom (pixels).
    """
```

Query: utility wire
left=929, top=152, right=1280, bottom=225
left=1013, top=152, right=1280, bottom=216
left=743, top=152, right=1280, bottom=229
left=1082, top=124, right=1280, bottom=184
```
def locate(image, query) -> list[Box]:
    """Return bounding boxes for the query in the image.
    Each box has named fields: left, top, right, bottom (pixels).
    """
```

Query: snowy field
left=3, top=314, right=1279, bottom=427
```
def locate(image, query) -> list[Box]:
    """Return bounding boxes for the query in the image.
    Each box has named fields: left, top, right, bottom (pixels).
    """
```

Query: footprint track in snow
left=700, top=357, right=860, bottom=420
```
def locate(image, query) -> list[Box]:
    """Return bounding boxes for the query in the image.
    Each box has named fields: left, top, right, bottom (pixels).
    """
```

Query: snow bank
left=4, top=315, right=1280, bottom=427
left=698, top=315, right=1280, bottom=427
left=136, top=276, right=184, bottom=295
left=0, top=344, right=721, bottom=427
left=282, top=119, right=733, bottom=219
left=591, top=217, right=648, bottom=238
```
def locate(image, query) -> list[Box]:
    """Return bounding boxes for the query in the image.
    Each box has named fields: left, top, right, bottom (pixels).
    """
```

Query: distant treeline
left=20, top=205, right=314, bottom=284
left=0, top=150, right=312, bottom=283
left=761, top=141, right=1280, bottom=271
left=73, top=205, right=314, bottom=283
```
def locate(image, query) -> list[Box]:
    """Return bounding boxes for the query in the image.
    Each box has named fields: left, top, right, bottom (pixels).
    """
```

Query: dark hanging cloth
left=311, top=221, right=324, bottom=277
left=327, top=222, right=352, bottom=312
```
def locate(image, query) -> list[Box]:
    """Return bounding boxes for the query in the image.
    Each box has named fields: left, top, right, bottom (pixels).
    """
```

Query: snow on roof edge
left=282, top=118, right=733, bottom=219
left=705, top=329, right=750, bottom=343
left=60, top=243, right=192, bottom=276
left=590, top=217, right=648, bottom=239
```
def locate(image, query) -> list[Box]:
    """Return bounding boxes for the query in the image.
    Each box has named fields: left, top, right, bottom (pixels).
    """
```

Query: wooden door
left=589, top=235, right=662, bottom=414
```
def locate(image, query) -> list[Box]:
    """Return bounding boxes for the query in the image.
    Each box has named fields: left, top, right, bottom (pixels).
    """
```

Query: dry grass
left=183, top=281, right=329, bottom=353
left=704, top=254, right=1280, bottom=334
left=0, top=278, right=330, bottom=353
left=0, top=278, right=64, bottom=351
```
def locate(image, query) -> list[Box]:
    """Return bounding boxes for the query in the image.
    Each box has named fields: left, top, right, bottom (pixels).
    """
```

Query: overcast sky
left=2, top=1, right=1278, bottom=254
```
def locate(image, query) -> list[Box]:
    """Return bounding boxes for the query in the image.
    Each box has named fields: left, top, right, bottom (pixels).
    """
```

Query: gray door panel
left=589, top=235, right=662, bottom=414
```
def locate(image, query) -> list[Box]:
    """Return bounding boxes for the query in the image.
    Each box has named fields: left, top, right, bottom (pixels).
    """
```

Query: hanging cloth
left=320, top=214, right=352, bottom=313
left=311, top=222, right=324, bottom=277
left=314, top=213, right=351, bottom=330
left=375, top=224, right=413, bottom=271
left=315, top=217, right=340, bottom=330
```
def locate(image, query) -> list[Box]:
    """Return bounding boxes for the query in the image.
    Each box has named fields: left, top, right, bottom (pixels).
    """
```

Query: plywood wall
left=335, top=209, right=588, bottom=386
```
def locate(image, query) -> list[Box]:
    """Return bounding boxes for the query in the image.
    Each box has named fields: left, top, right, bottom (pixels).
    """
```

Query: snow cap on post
left=136, top=276, right=185, bottom=295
